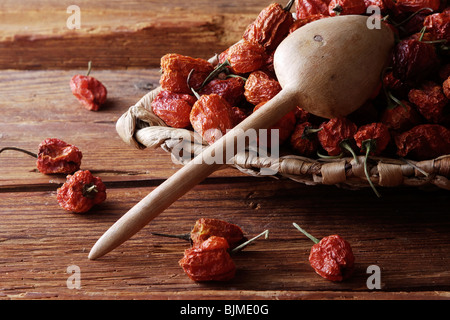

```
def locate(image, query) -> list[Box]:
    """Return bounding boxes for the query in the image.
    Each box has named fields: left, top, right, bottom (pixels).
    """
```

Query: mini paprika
left=57, top=170, right=107, bottom=213
left=293, top=223, right=355, bottom=282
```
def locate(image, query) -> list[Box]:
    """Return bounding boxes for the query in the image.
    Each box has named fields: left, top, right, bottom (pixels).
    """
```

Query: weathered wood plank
left=0, top=69, right=246, bottom=189
left=0, top=0, right=275, bottom=69
left=1, top=181, right=449, bottom=299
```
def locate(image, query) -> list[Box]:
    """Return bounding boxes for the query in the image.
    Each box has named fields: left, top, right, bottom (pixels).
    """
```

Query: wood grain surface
left=1, top=0, right=449, bottom=301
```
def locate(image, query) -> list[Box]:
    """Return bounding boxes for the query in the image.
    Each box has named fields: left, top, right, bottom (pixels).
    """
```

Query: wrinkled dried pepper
left=317, top=117, right=358, bottom=159
left=244, top=71, right=282, bottom=106
left=293, top=223, right=355, bottom=282
left=408, top=81, right=449, bottom=124
left=243, top=1, right=295, bottom=53
left=70, top=61, right=107, bottom=111
left=290, top=122, right=320, bottom=156
left=57, top=170, right=106, bottom=213
left=151, top=90, right=197, bottom=128
left=395, top=124, right=450, bottom=160
left=189, top=94, right=234, bottom=145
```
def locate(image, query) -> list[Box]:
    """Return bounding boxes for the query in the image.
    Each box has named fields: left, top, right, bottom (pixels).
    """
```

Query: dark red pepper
left=151, top=90, right=197, bottom=128
left=178, top=236, right=236, bottom=282
left=0, top=138, right=82, bottom=175
left=395, top=124, right=450, bottom=160
left=353, top=123, right=391, bottom=197
left=293, top=223, right=355, bottom=282
left=380, top=100, right=423, bottom=132
left=57, top=170, right=107, bottom=213
left=290, top=122, right=321, bottom=157
left=36, top=138, right=83, bottom=174
left=408, top=81, right=449, bottom=124
left=151, top=218, right=246, bottom=250
left=317, top=117, right=358, bottom=160
left=391, top=38, right=440, bottom=86
left=70, top=61, right=107, bottom=111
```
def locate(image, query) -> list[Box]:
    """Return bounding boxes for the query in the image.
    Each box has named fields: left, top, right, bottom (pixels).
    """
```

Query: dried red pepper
left=424, top=9, right=450, bottom=41
left=443, top=76, right=450, bottom=99
left=408, top=81, right=449, bottom=124
left=70, top=61, right=107, bottom=111
left=380, top=100, right=422, bottom=132
left=290, top=122, right=321, bottom=156
left=353, top=123, right=391, bottom=197
left=317, top=117, right=358, bottom=159
left=218, top=39, right=266, bottom=75
left=328, top=0, right=366, bottom=16
left=289, top=14, right=327, bottom=33
left=178, top=236, right=236, bottom=282
left=244, top=71, right=282, bottom=106
left=199, top=77, right=245, bottom=107
left=160, top=53, right=214, bottom=94
left=391, top=37, right=440, bottom=86
left=151, top=90, right=196, bottom=128
left=0, top=138, right=82, bottom=175
left=253, top=101, right=296, bottom=147
left=293, top=223, right=355, bottom=282
left=36, top=138, right=83, bottom=174
left=395, top=124, right=450, bottom=160
left=189, top=94, right=234, bottom=145
left=243, top=1, right=295, bottom=53
left=395, top=0, right=440, bottom=14
left=57, top=170, right=107, bottom=213
left=296, top=0, right=331, bottom=19
left=152, top=218, right=246, bottom=249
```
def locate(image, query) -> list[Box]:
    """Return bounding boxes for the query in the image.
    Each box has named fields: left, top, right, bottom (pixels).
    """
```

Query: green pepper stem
left=0, top=147, right=37, bottom=158
left=187, top=69, right=201, bottom=99
left=200, top=59, right=231, bottom=89
left=339, top=140, right=358, bottom=164
left=317, top=150, right=344, bottom=159
left=292, top=223, right=320, bottom=244
left=231, top=229, right=269, bottom=253
left=82, top=184, right=98, bottom=199
left=362, top=140, right=381, bottom=198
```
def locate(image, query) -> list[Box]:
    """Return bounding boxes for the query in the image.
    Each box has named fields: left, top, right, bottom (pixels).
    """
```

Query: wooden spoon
left=89, top=15, right=394, bottom=260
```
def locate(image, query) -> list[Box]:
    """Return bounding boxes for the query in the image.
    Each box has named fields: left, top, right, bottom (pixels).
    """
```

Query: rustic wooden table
left=1, top=0, right=449, bottom=302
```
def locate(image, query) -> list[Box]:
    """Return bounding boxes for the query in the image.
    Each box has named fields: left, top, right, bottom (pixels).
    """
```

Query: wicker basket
left=116, top=58, right=450, bottom=192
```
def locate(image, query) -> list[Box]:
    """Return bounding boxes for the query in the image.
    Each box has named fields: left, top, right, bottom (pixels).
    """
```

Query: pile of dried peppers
left=151, top=0, right=450, bottom=197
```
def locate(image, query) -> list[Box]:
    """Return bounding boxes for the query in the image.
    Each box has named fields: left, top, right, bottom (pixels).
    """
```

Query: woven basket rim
left=116, top=70, right=450, bottom=192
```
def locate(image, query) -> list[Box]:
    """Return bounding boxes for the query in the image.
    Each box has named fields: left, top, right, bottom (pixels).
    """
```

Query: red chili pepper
left=424, top=10, right=450, bottom=41
left=444, top=76, right=450, bottom=99
left=293, top=223, right=355, bottom=282
left=290, top=122, right=321, bottom=157
left=253, top=101, right=296, bottom=147
left=295, top=0, right=331, bottom=19
left=178, top=236, right=236, bottom=282
left=242, top=1, right=295, bottom=53
left=391, top=38, right=440, bottom=86
left=160, top=53, right=214, bottom=94
left=151, top=90, right=197, bottom=128
left=317, top=117, right=358, bottom=159
left=244, top=71, right=282, bottom=106
left=56, top=170, right=107, bottom=213
left=395, top=124, right=450, bottom=160
left=199, top=77, right=245, bottom=107
left=189, top=94, right=234, bottom=145
left=380, top=100, right=422, bottom=132
left=70, top=61, right=107, bottom=111
left=353, top=123, right=391, bottom=197
left=218, top=39, right=267, bottom=75
left=0, top=138, right=83, bottom=175
left=190, top=218, right=246, bottom=249
left=328, top=0, right=366, bottom=16
left=408, top=81, right=449, bottom=124
left=289, top=14, right=328, bottom=33
left=36, top=138, right=83, bottom=174
left=395, top=0, right=440, bottom=14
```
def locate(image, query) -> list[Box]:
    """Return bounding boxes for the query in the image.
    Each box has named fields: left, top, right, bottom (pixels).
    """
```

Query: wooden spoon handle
left=89, top=88, right=297, bottom=260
